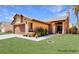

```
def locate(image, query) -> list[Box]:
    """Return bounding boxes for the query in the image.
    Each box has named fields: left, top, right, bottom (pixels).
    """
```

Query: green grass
left=0, top=32, right=12, bottom=35
left=0, top=34, right=79, bottom=54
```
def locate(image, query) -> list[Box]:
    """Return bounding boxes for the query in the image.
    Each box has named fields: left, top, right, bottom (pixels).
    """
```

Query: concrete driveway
left=0, top=34, right=53, bottom=41
left=0, top=34, right=17, bottom=40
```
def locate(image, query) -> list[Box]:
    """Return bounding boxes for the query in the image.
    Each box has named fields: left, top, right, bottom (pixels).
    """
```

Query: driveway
left=0, top=34, right=53, bottom=41
left=0, top=34, right=17, bottom=40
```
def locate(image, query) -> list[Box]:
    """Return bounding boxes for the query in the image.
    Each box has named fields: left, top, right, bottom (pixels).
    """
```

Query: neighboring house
left=11, top=11, right=69, bottom=35
left=69, top=23, right=73, bottom=29
left=0, top=23, right=13, bottom=32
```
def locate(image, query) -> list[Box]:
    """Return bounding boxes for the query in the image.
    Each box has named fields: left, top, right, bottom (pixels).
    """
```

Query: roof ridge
left=42, top=15, right=67, bottom=22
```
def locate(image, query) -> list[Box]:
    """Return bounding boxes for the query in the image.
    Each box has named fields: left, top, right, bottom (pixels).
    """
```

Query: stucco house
left=11, top=11, right=69, bottom=35
left=0, top=22, right=13, bottom=32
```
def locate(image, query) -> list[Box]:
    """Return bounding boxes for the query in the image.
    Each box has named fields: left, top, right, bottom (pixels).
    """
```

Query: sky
left=0, top=5, right=77, bottom=24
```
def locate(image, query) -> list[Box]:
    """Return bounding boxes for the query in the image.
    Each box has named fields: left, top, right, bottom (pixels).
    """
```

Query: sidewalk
left=16, top=34, right=53, bottom=41
left=0, top=34, right=53, bottom=41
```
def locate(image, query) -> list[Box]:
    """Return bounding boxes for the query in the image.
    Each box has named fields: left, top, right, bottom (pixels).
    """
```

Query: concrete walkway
left=0, top=34, right=53, bottom=41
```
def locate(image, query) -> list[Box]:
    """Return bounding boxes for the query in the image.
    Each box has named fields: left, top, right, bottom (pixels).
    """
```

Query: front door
left=56, top=25, right=62, bottom=34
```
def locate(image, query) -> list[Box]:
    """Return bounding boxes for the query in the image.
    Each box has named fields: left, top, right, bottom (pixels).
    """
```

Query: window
left=29, top=23, right=33, bottom=32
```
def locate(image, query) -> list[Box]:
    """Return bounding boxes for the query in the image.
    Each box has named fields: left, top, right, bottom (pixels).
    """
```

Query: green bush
left=35, top=28, right=48, bottom=37
left=6, top=30, right=13, bottom=33
left=44, top=29, right=48, bottom=35
left=73, top=26, right=77, bottom=34
left=70, top=26, right=77, bottom=34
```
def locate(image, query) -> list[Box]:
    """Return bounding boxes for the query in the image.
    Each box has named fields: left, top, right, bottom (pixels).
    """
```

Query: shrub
left=44, top=29, right=48, bottom=35
left=69, top=26, right=77, bottom=34
left=73, top=26, right=77, bottom=34
left=6, top=30, right=13, bottom=33
left=23, top=35, right=28, bottom=37
left=35, top=28, right=48, bottom=37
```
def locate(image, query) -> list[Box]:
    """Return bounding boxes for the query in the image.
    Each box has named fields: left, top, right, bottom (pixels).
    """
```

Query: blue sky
left=0, top=5, right=77, bottom=24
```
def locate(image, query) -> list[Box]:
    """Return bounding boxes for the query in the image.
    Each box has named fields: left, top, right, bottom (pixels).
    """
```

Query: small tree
left=72, top=26, right=77, bottom=34
left=73, top=5, right=79, bottom=33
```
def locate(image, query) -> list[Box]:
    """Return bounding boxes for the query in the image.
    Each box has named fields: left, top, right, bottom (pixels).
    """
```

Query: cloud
left=0, top=7, right=15, bottom=22
left=4, top=11, right=15, bottom=20
left=45, top=5, right=64, bottom=13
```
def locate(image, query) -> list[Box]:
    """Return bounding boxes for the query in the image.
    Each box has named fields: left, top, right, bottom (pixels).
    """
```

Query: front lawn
left=0, top=32, right=12, bottom=35
left=0, top=34, right=79, bottom=54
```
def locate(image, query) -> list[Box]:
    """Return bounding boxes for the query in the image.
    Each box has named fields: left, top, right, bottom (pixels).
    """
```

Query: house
left=11, top=11, right=69, bottom=35
left=0, top=22, right=13, bottom=32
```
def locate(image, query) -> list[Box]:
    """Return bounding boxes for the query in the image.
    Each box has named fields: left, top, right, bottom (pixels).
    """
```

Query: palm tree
left=73, top=5, right=79, bottom=33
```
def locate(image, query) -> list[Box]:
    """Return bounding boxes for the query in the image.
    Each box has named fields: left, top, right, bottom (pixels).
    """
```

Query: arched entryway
left=56, top=22, right=63, bottom=34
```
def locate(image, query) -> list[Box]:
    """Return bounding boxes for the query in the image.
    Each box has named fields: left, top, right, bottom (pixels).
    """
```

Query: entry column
left=52, top=23, right=56, bottom=34
left=62, top=22, right=66, bottom=34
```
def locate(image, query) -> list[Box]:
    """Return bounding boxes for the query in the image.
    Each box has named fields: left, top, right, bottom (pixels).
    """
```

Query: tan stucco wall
left=14, top=15, right=21, bottom=25
left=12, top=13, right=69, bottom=35
left=48, top=20, right=69, bottom=34
left=51, top=23, right=56, bottom=34
left=27, top=21, right=49, bottom=32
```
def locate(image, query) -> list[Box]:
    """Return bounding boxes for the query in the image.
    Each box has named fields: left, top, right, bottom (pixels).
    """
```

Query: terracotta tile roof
left=11, top=12, right=68, bottom=25
left=42, top=16, right=67, bottom=22
left=31, top=19, right=49, bottom=25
